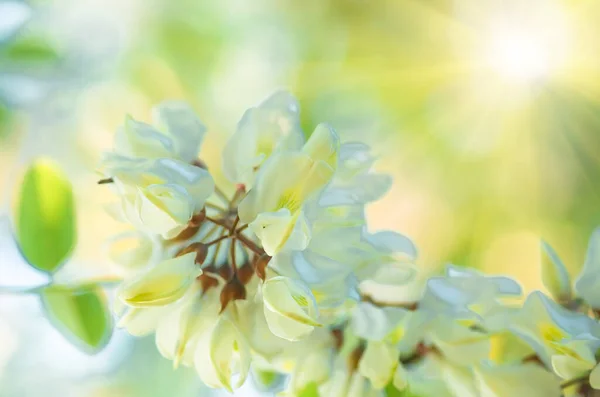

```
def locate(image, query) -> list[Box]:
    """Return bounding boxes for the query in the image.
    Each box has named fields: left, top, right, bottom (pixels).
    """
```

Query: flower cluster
left=99, top=92, right=415, bottom=393
left=99, top=92, right=600, bottom=397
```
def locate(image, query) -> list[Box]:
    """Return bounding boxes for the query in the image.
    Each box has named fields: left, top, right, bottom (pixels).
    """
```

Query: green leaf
left=385, top=383, right=421, bottom=397
left=254, top=370, right=281, bottom=390
left=299, top=383, right=320, bottom=397
left=0, top=35, right=60, bottom=65
left=40, top=284, right=112, bottom=354
left=16, top=159, right=76, bottom=273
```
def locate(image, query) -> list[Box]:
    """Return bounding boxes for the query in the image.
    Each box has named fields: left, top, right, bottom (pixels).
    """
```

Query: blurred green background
left=1, top=0, right=600, bottom=395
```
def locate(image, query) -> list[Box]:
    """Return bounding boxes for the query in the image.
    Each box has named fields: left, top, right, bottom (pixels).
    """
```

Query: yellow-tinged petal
left=117, top=306, right=167, bottom=336
left=303, top=123, right=339, bottom=170
left=358, top=341, right=398, bottom=389
left=194, top=316, right=251, bottom=392
left=590, top=363, right=600, bottom=389
left=475, top=364, right=561, bottom=397
left=119, top=252, right=201, bottom=307
left=393, top=363, right=409, bottom=391
left=262, top=276, right=321, bottom=341
left=249, top=209, right=310, bottom=256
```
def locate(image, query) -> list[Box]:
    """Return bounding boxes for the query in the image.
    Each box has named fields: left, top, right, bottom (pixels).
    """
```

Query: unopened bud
left=253, top=254, right=271, bottom=281
left=197, top=265, right=219, bottom=293
left=217, top=264, right=233, bottom=281
left=219, top=276, right=246, bottom=313
left=189, top=208, right=206, bottom=227
left=237, top=263, right=254, bottom=285
left=177, top=242, right=209, bottom=265
left=331, top=328, right=344, bottom=350
left=192, top=159, right=208, bottom=169
left=348, top=344, right=366, bottom=373
left=170, top=225, right=200, bottom=242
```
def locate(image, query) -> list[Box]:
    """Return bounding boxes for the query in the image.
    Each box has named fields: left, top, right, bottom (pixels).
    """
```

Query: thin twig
left=206, top=233, right=233, bottom=247
left=237, top=233, right=264, bottom=255
left=206, top=216, right=230, bottom=228
left=214, top=186, right=231, bottom=206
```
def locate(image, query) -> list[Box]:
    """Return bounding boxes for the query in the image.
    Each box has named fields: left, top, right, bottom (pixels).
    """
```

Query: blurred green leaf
left=40, top=284, right=112, bottom=354
left=254, top=370, right=280, bottom=390
left=0, top=102, right=12, bottom=138
left=299, top=383, right=320, bottom=397
left=0, top=35, right=60, bottom=64
left=386, top=384, right=421, bottom=397
left=16, top=159, right=76, bottom=273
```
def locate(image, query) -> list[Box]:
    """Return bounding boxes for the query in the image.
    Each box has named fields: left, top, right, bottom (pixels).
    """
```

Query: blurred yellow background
left=1, top=0, right=600, bottom=395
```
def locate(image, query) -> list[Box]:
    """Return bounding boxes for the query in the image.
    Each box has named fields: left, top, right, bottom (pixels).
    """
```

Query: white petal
left=114, top=116, right=174, bottom=159
left=118, top=252, right=201, bottom=307
left=575, top=228, right=600, bottom=308
left=351, top=302, right=407, bottom=341
left=474, top=364, right=561, bottom=397
left=117, top=306, right=167, bottom=336
left=262, top=276, right=321, bottom=340
left=590, top=363, right=600, bottom=389
left=303, top=123, right=339, bottom=170
left=393, top=364, right=409, bottom=391
left=551, top=355, right=594, bottom=380
left=541, top=240, right=572, bottom=302
left=152, top=101, right=206, bottom=163
left=358, top=341, right=398, bottom=389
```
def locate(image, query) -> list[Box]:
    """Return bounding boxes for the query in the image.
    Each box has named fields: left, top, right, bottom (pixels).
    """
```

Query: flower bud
left=217, top=264, right=233, bottom=281
left=237, top=263, right=254, bottom=285
left=220, top=276, right=246, bottom=313
left=253, top=254, right=271, bottom=281
left=197, top=267, right=219, bottom=293
left=177, top=242, right=209, bottom=265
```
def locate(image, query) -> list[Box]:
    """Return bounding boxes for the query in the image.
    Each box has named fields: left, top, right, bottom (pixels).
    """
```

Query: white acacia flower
left=318, top=368, right=384, bottom=397
left=222, top=91, right=304, bottom=189
left=426, top=318, right=491, bottom=366
left=540, top=240, right=572, bottom=302
left=351, top=302, right=407, bottom=342
left=155, top=285, right=221, bottom=368
left=106, top=230, right=163, bottom=273
left=358, top=340, right=399, bottom=389
left=101, top=156, right=214, bottom=238
left=575, top=228, right=600, bottom=308
left=194, top=307, right=252, bottom=392
left=281, top=344, right=333, bottom=395
left=421, top=265, right=522, bottom=328
left=118, top=252, right=202, bottom=307
left=238, top=123, right=339, bottom=255
left=319, top=142, right=392, bottom=206
left=474, top=363, right=561, bottom=397
left=101, top=92, right=420, bottom=393
left=262, top=275, right=322, bottom=341
left=115, top=101, right=206, bottom=163
left=510, top=291, right=600, bottom=380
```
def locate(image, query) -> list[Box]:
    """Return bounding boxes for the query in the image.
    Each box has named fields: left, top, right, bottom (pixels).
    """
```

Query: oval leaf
left=16, top=159, right=76, bottom=273
left=40, top=284, right=112, bottom=354
left=299, top=383, right=320, bottom=397
left=253, top=370, right=281, bottom=390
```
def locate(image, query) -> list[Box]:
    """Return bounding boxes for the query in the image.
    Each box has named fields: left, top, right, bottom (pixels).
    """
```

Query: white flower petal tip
left=118, top=253, right=201, bottom=307
left=540, top=240, right=572, bottom=302
left=262, top=276, right=321, bottom=341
